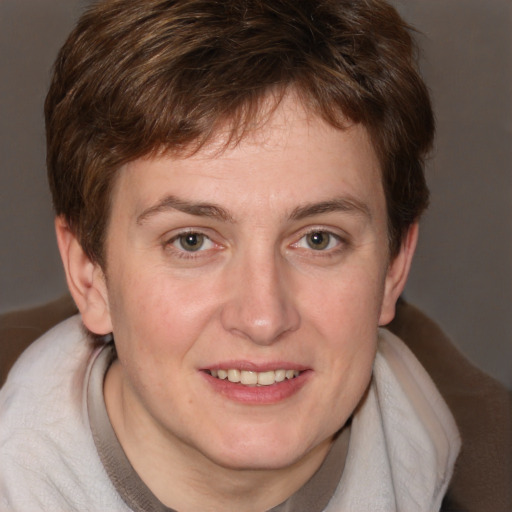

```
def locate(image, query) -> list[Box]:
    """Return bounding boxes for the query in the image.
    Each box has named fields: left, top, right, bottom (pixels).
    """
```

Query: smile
left=208, top=369, right=301, bottom=386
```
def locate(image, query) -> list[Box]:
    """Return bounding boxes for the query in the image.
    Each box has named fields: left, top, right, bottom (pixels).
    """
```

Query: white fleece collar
left=325, top=329, right=461, bottom=512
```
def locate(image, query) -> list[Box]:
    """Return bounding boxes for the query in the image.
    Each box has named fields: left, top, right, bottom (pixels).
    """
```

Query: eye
left=295, top=230, right=341, bottom=251
left=171, top=232, right=214, bottom=252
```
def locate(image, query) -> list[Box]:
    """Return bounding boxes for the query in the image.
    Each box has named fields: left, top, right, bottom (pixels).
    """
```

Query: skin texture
left=56, top=95, right=417, bottom=511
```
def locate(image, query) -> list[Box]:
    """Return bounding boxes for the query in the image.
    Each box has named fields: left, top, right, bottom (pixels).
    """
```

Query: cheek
left=319, top=318, right=377, bottom=431
left=301, top=263, right=386, bottom=335
left=107, top=267, right=220, bottom=358
left=300, top=265, right=383, bottom=409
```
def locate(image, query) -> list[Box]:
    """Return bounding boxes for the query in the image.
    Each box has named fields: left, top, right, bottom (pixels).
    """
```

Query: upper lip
left=200, top=361, right=310, bottom=372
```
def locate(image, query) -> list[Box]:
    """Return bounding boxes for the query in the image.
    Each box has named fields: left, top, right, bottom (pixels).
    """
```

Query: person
left=0, top=0, right=462, bottom=510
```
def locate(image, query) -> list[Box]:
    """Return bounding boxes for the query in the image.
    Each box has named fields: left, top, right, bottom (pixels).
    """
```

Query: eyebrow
left=289, top=197, right=372, bottom=221
left=136, top=194, right=371, bottom=225
left=136, top=195, right=234, bottom=224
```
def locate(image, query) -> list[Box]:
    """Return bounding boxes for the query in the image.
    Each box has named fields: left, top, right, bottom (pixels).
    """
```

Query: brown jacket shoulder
left=388, top=299, right=512, bottom=512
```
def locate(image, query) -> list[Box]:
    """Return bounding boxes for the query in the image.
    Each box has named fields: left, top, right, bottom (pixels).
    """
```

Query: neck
left=150, top=439, right=332, bottom=512
left=104, top=360, right=335, bottom=512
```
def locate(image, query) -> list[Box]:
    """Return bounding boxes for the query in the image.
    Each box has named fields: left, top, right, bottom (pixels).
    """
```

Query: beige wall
left=1, top=0, right=510, bottom=389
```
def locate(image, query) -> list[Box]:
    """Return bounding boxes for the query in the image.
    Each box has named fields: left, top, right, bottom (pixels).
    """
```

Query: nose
left=220, top=251, right=300, bottom=346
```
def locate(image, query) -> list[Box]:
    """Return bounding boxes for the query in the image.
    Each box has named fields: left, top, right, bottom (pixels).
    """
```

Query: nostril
left=220, top=261, right=300, bottom=344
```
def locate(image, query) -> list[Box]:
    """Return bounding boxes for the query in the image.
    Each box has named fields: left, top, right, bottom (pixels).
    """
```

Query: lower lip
left=201, top=371, right=312, bottom=404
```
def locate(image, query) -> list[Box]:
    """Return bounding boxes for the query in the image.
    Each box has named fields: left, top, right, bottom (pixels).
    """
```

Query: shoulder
left=1, top=314, right=95, bottom=408
left=0, top=316, right=91, bottom=479
left=0, top=294, right=78, bottom=386
left=0, top=317, right=124, bottom=510
left=387, top=300, right=512, bottom=512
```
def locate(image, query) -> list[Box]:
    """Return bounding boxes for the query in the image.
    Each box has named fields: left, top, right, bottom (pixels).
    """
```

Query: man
left=0, top=0, right=461, bottom=510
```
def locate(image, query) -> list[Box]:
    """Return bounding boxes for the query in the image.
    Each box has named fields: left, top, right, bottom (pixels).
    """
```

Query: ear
left=378, top=223, right=419, bottom=326
left=55, top=216, right=113, bottom=335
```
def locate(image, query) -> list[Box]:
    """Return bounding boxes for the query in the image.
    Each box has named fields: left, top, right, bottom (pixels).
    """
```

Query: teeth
left=209, top=368, right=301, bottom=386
left=227, top=369, right=241, bottom=383
left=257, top=371, right=275, bottom=386
left=240, top=371, right=258, bottom=385
left=274, top=369, right=286, bottom=383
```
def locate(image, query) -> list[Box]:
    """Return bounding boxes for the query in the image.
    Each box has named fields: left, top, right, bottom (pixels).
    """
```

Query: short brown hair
left=45, top=0, right=433, bottom=265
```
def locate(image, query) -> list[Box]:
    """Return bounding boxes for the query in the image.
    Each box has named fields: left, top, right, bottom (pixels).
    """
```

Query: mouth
left=202, top=365, right=310, bottom=404
left=206, top=369, right=302, bottom=386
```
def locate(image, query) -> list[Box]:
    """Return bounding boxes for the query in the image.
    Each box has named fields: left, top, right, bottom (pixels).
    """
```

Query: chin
left=201, top=426, right=321, bottom=472
left=211, top=448, right=305, bottom=472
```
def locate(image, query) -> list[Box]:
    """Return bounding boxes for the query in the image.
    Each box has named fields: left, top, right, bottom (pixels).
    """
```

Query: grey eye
left=176, top=233, right=206, bottom=251
left=305, top=231, right=331, bottom=250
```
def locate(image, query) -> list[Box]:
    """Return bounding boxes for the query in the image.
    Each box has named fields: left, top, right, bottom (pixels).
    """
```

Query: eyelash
left=291, top=229, right=346, bottom=256
left=163, top=227, right=347, bottom=261
left=164, top=230, right=219, bottom=259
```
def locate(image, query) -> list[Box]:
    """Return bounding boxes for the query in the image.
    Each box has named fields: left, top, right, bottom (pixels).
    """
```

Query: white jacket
left=0, top=316, right=460, bottom=511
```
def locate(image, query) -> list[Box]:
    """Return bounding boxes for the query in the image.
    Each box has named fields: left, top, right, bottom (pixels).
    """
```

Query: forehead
left=111, top=94, right=384, bottom=223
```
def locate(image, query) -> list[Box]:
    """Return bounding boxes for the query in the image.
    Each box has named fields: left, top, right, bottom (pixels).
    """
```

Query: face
left=83, top=96, right=412, bottom=473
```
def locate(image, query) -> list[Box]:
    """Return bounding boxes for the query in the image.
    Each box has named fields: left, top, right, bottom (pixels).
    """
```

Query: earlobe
left=378, top=223, right=419, bottom=326
left=55, top=216, right=113, bottom=335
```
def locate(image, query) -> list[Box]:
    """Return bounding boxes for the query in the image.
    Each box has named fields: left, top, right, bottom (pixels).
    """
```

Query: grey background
left=1, top=1, right=511, bottom=389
